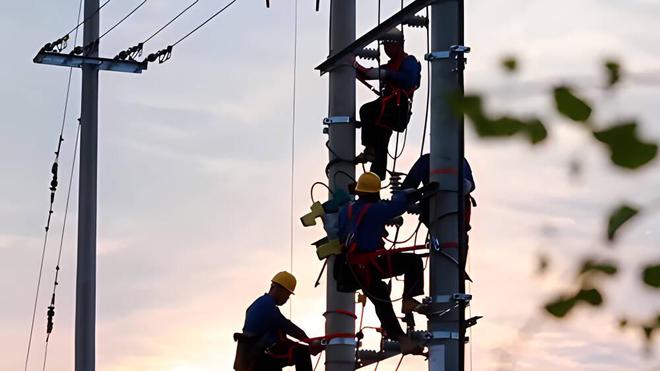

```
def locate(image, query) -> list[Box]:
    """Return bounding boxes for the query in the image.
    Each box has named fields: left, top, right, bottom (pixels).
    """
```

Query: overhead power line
left=115, top=0, right=200, bottom=61
left=143, top=0, right=240, bottom=64
left=172, top=0, right=239, bottom=47
left=72, top=0, right=149, bottom=56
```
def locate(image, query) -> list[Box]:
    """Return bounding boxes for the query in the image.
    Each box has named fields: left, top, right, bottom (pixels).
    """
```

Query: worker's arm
left=401, top=154, right=430, bottom=189
left=371, top=192, right=410, bottom=222
left=282, top=318, right=308, bottom=341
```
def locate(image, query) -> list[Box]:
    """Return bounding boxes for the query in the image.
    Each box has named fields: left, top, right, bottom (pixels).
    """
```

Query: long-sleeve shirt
left=242, top=294, right=306, bottom=346
left=383, top=55, right=421, bottom=91
left=401, top=154, right=476, bottom=194
left=337, top=193, right=410, bottom=253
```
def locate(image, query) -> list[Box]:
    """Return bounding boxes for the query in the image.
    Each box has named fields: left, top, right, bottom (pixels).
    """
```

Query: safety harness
left=375, top=53, right=419, bottom=132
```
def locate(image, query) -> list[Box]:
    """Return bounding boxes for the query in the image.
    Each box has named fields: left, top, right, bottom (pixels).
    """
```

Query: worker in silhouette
left=234, top=271, right=322, bottom=371
left=354, top=28, right=422, bottom=180
left=335, top=172, right=427, bottom=354
left=401, top=154, right=476, bottom=268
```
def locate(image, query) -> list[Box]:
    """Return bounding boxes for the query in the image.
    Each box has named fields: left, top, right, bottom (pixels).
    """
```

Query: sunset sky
left=1, top=0, right=659, bottom=370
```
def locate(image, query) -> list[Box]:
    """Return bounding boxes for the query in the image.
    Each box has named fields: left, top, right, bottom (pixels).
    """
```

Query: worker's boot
left=398, top=335, right=424, bottom=355
left=401, top=298, right=429, bottom=315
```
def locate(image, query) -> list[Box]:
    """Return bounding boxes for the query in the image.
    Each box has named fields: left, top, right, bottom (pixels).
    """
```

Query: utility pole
left=325, top=0, right=356, bottom=370
left=427, top=0, right=466, bottom=370
left=76, top=0, right=99, bottom=370
left=33, top=1, right=147, bottom=370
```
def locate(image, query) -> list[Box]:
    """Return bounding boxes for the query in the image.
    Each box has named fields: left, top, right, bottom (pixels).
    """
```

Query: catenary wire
left=24, top=1, right=84, bottom=370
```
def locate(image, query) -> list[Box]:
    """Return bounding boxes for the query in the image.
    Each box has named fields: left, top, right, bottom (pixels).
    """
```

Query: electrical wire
left=310, top=182, right=332, bottom=203
left=171, top=0, right=239, bottom=47
left=62, top=0, right=112, bottom=37
left=75, top=0, right=148, bottom=56
left=42, top=122, right=81, bottom=371
left=288, top=0, right=298, bottom=318
left=24, top=1, right=83, bottom=370
left=99, top=0, right=148, bottom=41
left=420, top=6, right=430, bottom=156
left=143, top=0, right=199, bottom=45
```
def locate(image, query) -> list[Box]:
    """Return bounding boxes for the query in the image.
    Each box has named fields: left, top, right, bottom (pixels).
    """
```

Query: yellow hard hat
left=271, top=271, right=297, bottom=294
left=355, top=172, right=381, bottom=193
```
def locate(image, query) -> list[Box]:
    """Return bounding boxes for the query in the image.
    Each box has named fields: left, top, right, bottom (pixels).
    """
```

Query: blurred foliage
left=554, top=86, right=593, bottom=123
left=643, top=263, right=660, bottom=289
left=607, top=204, right=639, bottom=241
left=453, top=58, right=659, bottom=347
left=605, top=60, right=621, bottom=88
left=593, top=121, right=659, bottom=169
left=501, top=56, right=518, bottom=72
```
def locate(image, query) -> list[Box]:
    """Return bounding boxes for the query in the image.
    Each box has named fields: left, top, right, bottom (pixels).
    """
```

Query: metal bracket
left=425, top=331, right=460, bottom=340
left=432, top=293, right=472, bottom=304
left=325, top=337, right=357, bottom=346
left=323, top=116, right=353, bottom=125
left=425, top=45, right=471, bottom=61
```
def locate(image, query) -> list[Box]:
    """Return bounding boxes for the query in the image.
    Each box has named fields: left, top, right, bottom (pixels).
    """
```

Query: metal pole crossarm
left=34, top=51, right=148, bottom=74
left=315, top=0, right=444, bottom=74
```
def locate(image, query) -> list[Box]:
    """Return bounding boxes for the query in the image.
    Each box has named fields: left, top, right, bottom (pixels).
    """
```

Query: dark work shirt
left=242, top=294, right=299, bottom=346
left=384, top=55, right=422, bottom=91
left=338, top=193, right=410, bottom=253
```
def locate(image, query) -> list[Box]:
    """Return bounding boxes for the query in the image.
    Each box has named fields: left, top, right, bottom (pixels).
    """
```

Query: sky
left=1, top=0, right=659, bottom=370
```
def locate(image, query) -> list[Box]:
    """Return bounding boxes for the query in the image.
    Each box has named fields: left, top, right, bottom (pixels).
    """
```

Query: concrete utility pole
left=325, top=0, right=356, bottom=370
left=427, top=0, right=466, bottom=370
left=76, top=0, right=100, bottom=370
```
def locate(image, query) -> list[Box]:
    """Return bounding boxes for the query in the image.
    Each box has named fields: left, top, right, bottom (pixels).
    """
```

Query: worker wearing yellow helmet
left=234, top=271, right=322, bottom=371
left=336, top=172, right=427, bottom=354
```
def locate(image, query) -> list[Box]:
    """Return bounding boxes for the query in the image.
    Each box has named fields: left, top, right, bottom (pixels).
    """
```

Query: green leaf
left=545, top=296, right=577, bottom=318
left=605, top=60, right=621, bottom=88
left=593, top=122, right=658, bottom=169
left=575, top=287, right=603, bottom=306
left=451, top=94, right=547, bottom=145
left=607, top=204, right=639, bottom=241
left=525, top=118, right=548, bottom=144
left=501, top=56, right=518, bottom=72
left=554, top=86, right=593, bottom=123
left=579, top=260, right=618, bottom=276
left=642, top=263, right=660, bottom=289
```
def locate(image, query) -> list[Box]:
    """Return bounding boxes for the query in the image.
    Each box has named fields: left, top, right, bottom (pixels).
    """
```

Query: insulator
left=403, top=15, right=428, bottom=28
left=355, top=48, right=379, bottom=61
left=71, top=46, right=83, bottom=55
left=46, top=305, right=55, bottom=334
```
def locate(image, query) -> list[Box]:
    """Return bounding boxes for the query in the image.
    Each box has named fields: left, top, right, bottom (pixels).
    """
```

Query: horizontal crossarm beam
left=315, top=0, right=443, bottom=74
left=34, top=51, right=148, bottom=74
